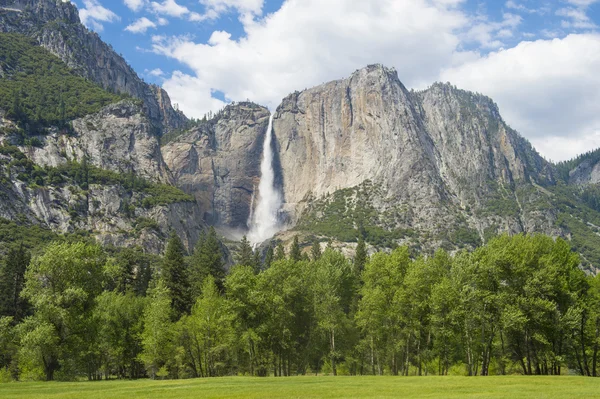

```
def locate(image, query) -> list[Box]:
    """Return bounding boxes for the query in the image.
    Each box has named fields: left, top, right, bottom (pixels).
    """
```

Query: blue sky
left=72, top=0, right=600, bottom=161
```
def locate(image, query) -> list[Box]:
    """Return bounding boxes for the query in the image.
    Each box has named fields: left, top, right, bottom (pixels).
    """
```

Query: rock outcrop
left=0, top=0, right=188, bottom=133
left=162, top=103, right=269, bottom=229
left=568, top=159, right=600, bottom=186
left=273, top=65, right=558, bottom=245
left=26, top=101, right=171, bottom=183
left=0, top=101, right=204, bottom=253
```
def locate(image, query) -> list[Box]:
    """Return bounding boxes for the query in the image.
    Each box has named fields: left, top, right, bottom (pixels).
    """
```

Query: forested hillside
left=1, top=232, right=599, bottom=381
left=0, top=33, right=122, bottom=134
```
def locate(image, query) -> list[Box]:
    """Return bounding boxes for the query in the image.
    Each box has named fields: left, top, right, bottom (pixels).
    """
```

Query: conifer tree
left=190, top=227, right=225, bottom=296
left=162, top=232, right=191, bottom=319
left=311, top=239, right=322, bottom=261
left=252, top=249, right=262, bottom=273
left=354, top=236, right=367, bottom=274
left=236, top=235, right=254, bottom=267
left=290, top=236, right=302, bottom=262
left=264, top=245, right=274, bottom=269
left=0, top=244, right=30, bottom=320
left=275, top=242, right=286, bottom=261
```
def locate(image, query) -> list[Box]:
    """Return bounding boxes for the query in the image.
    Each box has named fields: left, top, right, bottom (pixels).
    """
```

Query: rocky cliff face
left=26, top=101, right=171, bottom=183
left=162, top=103, right=269, bottom=230
left=0, top=0, right=188, bottom=133
left=0, top=101, right=204, bottom=253
left=568, top=159, right=600, bottom=186
left=273, top=65, right=558, bottom=248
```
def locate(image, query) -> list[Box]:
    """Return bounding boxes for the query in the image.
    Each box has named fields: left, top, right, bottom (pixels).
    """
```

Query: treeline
left=1, top=231, right=600, bottom=381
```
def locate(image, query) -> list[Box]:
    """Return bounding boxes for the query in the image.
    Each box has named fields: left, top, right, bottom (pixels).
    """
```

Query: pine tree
left=237, top=235, right=254, bottom=267
left=264, top=245, right=274, bottom=269
left=190, top=227, right=225, bottom=296
left=290, top=236, right=302, bottom=262
left=162, top=232, right=191, bottom=319
left=354, top=236, right=367, bottom=274
left=0, top=244, right=31, bottom=320
left=311, top=239, right=322, bottom=261
left=275, top=243, right=286, bottom=261
left=252, top=249, right=262, bottom=273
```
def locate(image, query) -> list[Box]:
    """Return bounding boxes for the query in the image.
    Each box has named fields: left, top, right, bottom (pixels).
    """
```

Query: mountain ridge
left=0, top=0, right=188, bottom=133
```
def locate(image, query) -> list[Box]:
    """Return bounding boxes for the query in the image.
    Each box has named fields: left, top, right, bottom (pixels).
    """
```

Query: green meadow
left=1, top=376, right=599, bottom=399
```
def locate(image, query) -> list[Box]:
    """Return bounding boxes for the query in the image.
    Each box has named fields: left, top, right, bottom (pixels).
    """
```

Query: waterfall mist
left=248, top=113, right=282, bottom=245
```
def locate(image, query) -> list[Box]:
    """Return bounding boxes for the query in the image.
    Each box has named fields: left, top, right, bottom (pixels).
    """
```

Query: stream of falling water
left=248, top=113, right=282, bottom=245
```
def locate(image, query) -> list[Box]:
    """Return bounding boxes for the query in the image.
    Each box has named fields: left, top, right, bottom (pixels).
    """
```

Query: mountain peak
left=0, top=0, right=79, bottom=24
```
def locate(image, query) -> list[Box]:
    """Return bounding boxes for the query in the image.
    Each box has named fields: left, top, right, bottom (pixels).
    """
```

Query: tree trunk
left=593, top=318, right=599, bottom=377
left=331, top=328, right=337, bottom=376
left=581, top=314, right=591, bottom=376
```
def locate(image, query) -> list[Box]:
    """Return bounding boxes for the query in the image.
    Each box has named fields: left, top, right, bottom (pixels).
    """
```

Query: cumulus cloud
left=150, top=0, right=190, bottom=18
left=162, top=71, right=227, bottom=118
left=147, top=68, right=165, bottom=77
left=124, top=0, right=146, bottom=12
left=125, top=17, right=157, bottom=33
left=79, top=0, right=120, bottom=31
left=441, top=34, right=600, bottom=161
left=153, top=0, right=469, bottom=118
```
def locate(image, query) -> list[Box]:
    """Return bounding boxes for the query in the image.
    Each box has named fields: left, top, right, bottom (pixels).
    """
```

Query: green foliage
left=177, top=276, right=235, bottom=378
left=353, top=236, right=367, bottom=273
left=188, top=227, right=226, bottom=297
left=19, top=242, right=107, bottom=380
left=0, top=218, right=56, bottom=253
left=0, top=244, right=31, bottom=320
left=94, top=291, right=145, bottom=379
left=139, top=280, right=174, bottom=379
left=310, top=239, right=322, bottom=261
left=235, top=236, right=254, bottom=268
left=1, top=232, right=599, bottom=381
left=0, top=34, right=121, bottom=131
left=290, top=236, right=302, bottom=262
left=162, top=232, right=191, bottom=319
left=296, top=182, right=416, bottom=247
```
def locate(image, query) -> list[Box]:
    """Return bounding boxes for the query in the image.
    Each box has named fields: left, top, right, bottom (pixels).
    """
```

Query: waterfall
left=248, top=113, right=282, bottom=245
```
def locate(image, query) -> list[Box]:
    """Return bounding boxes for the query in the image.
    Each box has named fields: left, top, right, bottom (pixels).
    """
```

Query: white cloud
left=463, top=12, right=522, bottom=49
left=157, top=17, right=169, bottom=25
left=79, top=0, right=120, bottom=31
left=153, top=0, right=469, bottom=118
left=148, top=68, right=165, bottom=77
left=124, top=0, right=146, bottom=12
left=150, top=0, right=190, bottom=18
left=441, top=34, right=600, bottom=161
left=557, top=7, right=597, bottom=29
left=125, top=17, right=157, bottom=33
left=505, top=0, right=550, bottom=15
left=567, top=0, right=600, bottom=6
left=186, top=0, right=264, bottom=22
left=162, top=71, right=227, bottom=118
left=533, top=134, right=600, bottom=163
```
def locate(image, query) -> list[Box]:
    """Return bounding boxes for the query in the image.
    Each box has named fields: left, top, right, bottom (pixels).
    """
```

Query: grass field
left=1, top=376, right=600, bottom=399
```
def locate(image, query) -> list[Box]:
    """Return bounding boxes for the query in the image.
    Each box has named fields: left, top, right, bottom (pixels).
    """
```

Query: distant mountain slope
left=0, top=0, right=188, bottom=133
